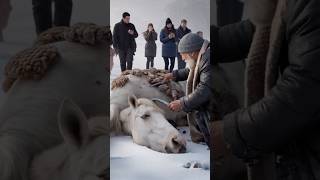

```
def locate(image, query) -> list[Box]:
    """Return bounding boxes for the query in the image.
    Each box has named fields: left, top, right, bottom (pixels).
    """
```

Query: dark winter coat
left=212, top=0, right=320, bottom=179
left=113, top=20, right=138, bottom=52
left=143, top=30, right=157, bottom=57
left=160, top=27, right=177, bottom=58
left=173, top=49, right=213, bottom=113
left=176, top=26, right=191, bottom=42
left=176, top=26, right=191, bottom=55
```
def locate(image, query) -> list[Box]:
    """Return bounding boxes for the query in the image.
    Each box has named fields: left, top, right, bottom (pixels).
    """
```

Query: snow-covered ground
left=110, top=127, right=210, bottom=180
left=110, top=1, right=210, bottom=179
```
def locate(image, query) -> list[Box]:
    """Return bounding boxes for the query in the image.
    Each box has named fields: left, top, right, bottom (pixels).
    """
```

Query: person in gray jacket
left=143, top=23, right=157, bottom=69
left=164, top=33, right=213, bottom=145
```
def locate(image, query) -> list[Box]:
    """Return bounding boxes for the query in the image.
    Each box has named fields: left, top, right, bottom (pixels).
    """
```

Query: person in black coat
left=32, top=0, right=73, bottom=34
left=113, top=12, right=138, bottom=72
left=212, top=0, right=320, bottom=179
left=143, top=23, right=157, bottom=69
left=176, top=19, right=191, bottom=69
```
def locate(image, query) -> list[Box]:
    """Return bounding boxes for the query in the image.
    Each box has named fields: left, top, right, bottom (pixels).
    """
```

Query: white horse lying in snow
left=111, top=73, right=188, bottom=153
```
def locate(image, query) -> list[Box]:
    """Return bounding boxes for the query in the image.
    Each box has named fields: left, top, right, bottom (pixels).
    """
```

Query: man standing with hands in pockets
left=113, top=12, right=138, bottom=72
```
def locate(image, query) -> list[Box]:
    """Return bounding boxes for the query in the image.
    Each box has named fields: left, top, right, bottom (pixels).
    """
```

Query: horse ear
left=128, top=95, right=138, bottom=109
left=58, top=98, right=90, bottom=150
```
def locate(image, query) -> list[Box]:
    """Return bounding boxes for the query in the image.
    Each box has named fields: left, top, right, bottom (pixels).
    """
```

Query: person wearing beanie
left=176, top=19, right=191, bottom=69
left=162, top=33, right=214, bottom=146
left=160, top=18, right=177, bottom=72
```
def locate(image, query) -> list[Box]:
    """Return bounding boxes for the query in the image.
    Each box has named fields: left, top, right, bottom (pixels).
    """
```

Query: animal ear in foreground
left=128, top=94, right=138, bottom=109
left=58, top=98, right=90, bottom=150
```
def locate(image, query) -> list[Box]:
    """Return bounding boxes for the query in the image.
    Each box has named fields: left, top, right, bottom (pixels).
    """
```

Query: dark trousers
left=177, top=53, right=186, bottom=69
left=163, top=57, right=175, bottom=72
left=32, top=0, right=73, bottom=34
left=146, top=57, right=154, bottom=69
left=119, top=49, right=134, bottom=72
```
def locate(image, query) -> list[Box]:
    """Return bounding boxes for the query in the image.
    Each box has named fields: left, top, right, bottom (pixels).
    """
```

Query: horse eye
left=141, top=114, right=150, bottom=119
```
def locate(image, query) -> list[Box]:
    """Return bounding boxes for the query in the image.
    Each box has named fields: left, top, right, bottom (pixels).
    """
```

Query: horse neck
left=30, top=144, right=69, bottom=180
left=119, top=107, right=133, bottom=135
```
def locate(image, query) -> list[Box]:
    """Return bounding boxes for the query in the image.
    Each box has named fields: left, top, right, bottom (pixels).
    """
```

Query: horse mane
left=111, top=69, right=185, bottom=100
left=2, top=23, right=112, bottom=93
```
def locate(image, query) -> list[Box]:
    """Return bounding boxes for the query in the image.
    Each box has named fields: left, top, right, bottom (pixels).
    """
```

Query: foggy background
left=110, top=0, right=210, bottom=79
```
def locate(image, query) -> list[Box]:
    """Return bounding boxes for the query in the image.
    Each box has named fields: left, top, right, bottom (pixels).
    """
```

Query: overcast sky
left=110, top=0, right=210, bottom=40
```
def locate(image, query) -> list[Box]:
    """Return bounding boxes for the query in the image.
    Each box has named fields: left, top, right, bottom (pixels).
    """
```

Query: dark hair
left=181, top=19, right=187, bottom=23
left=148, top=23, right=153, bottom=28
left=122, top=12, right=130, bottom=18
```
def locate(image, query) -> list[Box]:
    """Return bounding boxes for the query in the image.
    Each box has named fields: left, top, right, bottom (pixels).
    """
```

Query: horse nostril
left=165, top=145, right=173, bottom=153
left=179, top=145, right=187, bottom=153
left=172, top=137, right=179, bottom=146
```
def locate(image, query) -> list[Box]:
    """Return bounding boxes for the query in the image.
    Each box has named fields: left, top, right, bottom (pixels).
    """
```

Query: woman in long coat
left=160, top=18, right=177, bottom=72
left=143, top=23, right=157, bottom=69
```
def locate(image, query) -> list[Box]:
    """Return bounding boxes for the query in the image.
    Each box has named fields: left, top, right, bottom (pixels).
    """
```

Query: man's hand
left=163, top=73, right=173, bottom=81
left=128, top=29, right=134, bottom=35
left=168, top=100, right=182, bottom=112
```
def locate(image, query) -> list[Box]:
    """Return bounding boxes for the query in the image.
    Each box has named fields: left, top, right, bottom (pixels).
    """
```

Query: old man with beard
left=164, top=33, right=213, bottom=146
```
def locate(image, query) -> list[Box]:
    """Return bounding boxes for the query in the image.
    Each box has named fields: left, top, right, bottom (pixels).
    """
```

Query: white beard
left=186, top=59, right=196, bottom=69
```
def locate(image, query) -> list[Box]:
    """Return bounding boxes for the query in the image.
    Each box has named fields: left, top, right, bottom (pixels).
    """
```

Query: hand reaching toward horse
left=163, top=73, right=173, bottom=81
left=168, top=100, right=182, bottom=112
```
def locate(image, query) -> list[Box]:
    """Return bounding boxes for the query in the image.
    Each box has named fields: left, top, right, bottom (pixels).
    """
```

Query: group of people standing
left=112, top=12, right=204, bottom=72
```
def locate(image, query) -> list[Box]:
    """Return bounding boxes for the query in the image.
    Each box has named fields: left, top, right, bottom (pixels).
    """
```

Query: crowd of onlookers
left=112, top=12, right=204, bottom=72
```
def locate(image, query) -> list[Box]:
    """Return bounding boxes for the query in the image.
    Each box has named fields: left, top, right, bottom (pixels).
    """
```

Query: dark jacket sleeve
left=180, top=51, right=214, bottom=112
left=172, top=68, right=190, bottom=81
left=131, top=24, right=138, bottom=38
left=211, top=20, right=255, bottom=63
left=223, top=0, right=320, bottom=159
left=160, top=30, right=170, bottom=43
left=112, top=23, right=120, bottom=49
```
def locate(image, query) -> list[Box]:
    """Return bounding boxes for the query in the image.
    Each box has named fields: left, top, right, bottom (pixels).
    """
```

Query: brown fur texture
left=35, top=23, right=112, bottom=46
left=111, top=75, right=129, bottom=90
left=3, top=23, right=113, bottom=93
left=112, top=68, right=185, bottom=100
left=34, top=26, right=69, bottom=46
left=3, top=45, right=58, bottom=92
left=64, top=23, right=112, bottom=46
